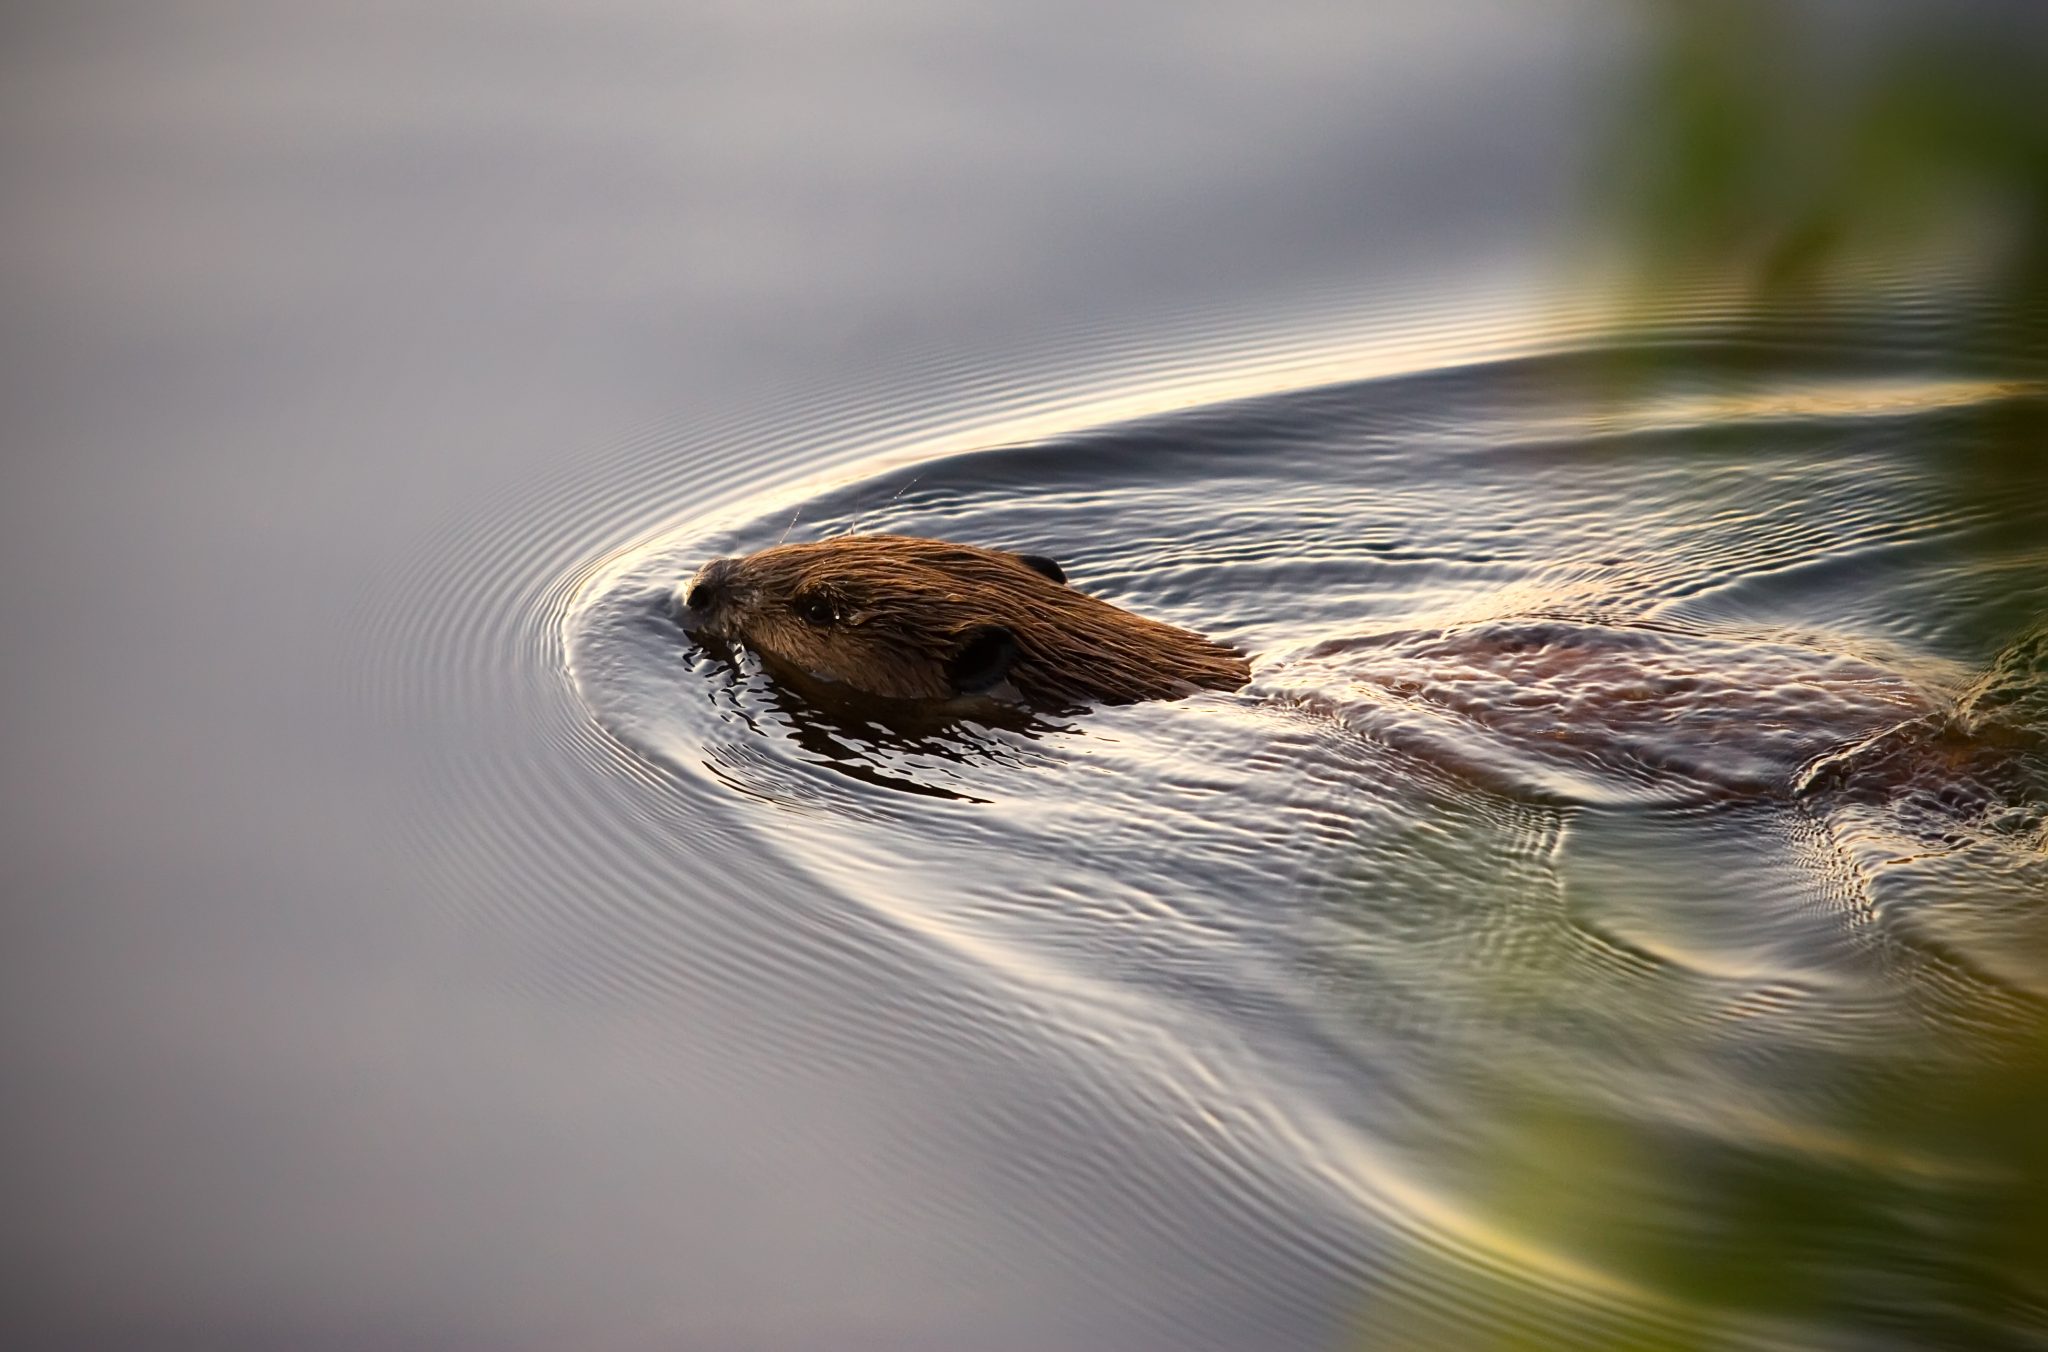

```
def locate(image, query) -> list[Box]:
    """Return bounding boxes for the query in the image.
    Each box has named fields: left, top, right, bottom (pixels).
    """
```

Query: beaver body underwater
left=1269, top=619, right=2043, bottom=808
left=680, top=534, right=1250, bottom=705
left=680, top=534, right=2042, bottom=808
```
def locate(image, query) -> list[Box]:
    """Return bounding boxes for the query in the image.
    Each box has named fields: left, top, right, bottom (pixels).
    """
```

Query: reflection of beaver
left=679, top=534, right=1251, bottom=704
left=681, top=534, right=2043, bottom=809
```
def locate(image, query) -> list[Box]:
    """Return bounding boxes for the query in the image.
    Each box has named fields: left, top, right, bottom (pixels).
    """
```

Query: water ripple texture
left=374, top=285, right=2048, bottom=1350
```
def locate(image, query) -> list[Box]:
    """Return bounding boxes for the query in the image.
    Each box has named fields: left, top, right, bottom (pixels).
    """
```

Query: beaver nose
left=679, top=558, right=736, bottom=625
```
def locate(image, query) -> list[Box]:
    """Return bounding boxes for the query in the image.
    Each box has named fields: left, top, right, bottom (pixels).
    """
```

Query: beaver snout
left=677, top=557, right=741, bottom=633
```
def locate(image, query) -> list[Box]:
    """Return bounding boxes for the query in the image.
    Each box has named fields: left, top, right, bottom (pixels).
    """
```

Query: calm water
left=8, top=5, right=2046, bottom=1351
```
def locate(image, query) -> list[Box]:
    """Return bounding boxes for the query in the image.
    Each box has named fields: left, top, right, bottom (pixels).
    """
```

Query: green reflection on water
left=1363, top=7, right=2048, bottom=1346
left=1602, top=2, right=2048, bottom=337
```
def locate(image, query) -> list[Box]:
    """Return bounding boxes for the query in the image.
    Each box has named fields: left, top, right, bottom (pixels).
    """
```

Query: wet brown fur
left=681, top=534, right=1251, bottom=705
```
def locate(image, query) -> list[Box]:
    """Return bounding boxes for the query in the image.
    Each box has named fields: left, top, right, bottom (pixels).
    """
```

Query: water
left=8, top=5, right=2047, bottom=1351
left=552, top=299, right=2046, bottom=1349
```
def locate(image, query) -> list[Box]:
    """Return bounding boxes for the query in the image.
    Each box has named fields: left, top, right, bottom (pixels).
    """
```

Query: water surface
left=8, top=5, right=2047, bottom=1350
left=552, top=291, right=2046, bottom=1349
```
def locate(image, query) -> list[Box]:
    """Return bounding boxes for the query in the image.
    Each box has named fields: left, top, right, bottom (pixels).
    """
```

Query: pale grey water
left=6, top=5, right=2046, bottom=1351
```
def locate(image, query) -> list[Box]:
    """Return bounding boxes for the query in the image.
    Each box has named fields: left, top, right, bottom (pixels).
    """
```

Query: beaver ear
left=949, top=626, right=1019, bottom=695
left=1014, top=554, right=1066, bottom=585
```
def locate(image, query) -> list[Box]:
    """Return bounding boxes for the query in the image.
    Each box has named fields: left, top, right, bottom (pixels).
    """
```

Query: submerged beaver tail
left=681, top=534, right=1250, bottom=705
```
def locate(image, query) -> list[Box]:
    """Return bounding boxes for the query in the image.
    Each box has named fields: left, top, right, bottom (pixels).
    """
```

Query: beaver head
left=679, top=534, right=1251, bottom=705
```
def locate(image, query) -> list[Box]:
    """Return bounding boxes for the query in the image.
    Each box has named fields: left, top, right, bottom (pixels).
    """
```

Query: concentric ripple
left=366, top=281, right=2048, bottom=1350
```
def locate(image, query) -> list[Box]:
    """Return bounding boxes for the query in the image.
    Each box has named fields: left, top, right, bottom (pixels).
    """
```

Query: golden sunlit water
left=10, top=4, right=2047, bottom=1349
left=526, top=282, right=2048, bottom=1350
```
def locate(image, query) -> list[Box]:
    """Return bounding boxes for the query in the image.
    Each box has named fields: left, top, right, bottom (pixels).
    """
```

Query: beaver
left=1269, top=620, right=2008, bottom=806
left=680, top=534, right=2045, bottom=813
left=678, top=534, right=1251, bottom=705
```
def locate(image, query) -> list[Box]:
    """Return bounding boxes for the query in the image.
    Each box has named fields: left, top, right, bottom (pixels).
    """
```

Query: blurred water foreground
left=1408, top=6, right=2048, bottom=1347
left=7, top=3, right=2048, bottom=1349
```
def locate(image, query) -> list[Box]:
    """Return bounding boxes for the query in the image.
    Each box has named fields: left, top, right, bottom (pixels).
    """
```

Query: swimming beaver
left=681, top=534, right=2045, bottom=813
left=679, top=534, right=1251, bottom=705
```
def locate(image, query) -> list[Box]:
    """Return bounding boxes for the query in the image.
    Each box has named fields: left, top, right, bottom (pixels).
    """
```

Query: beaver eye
left=794, top=592, right=838, bottom=626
